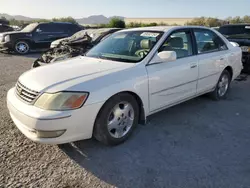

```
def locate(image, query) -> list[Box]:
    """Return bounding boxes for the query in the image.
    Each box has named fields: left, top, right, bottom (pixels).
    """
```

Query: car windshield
left=21, top=23, right=39, bottom=32
left=85, top=30, right=163, bottom=63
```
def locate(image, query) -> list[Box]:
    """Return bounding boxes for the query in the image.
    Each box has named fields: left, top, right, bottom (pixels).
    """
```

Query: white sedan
left=7, top=26, right=242, bottom=146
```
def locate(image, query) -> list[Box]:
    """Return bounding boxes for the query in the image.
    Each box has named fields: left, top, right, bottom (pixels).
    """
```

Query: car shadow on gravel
left=58, top=95, right=234, bottom=187
left=0, top=51, right=41, bottom=59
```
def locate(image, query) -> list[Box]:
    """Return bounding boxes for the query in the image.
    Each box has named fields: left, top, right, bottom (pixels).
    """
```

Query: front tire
left=15, top=41, right=30, bottom=54
left=210, top=70, right=231, bottom=100
left=93, top=93, right=139, bottom=146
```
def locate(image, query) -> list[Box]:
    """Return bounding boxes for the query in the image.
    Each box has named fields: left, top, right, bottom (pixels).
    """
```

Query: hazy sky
left=0, top=0, right=249, bottom=19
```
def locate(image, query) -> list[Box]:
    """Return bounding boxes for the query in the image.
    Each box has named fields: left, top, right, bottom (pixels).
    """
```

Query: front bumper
left=0, top=41, right=13, bottom=51
left=7, top=88, right=104, bottom=144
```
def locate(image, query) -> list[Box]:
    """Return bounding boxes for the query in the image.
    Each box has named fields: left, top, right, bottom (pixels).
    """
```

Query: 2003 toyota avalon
left=7, top=26, right=243, bottom=146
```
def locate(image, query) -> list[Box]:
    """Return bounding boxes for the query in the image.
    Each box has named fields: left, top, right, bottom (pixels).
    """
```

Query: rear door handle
left=190, top=64, right=197, bottom=69
left=220, top=57, right=224, bottom=61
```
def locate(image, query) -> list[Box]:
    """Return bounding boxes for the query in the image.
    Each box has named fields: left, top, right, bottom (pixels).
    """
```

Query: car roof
left=118, top=26, right=213, bottom=33
left=35, top=22, right=76, bottom=25
left=220, top=24, right=250, bottom=27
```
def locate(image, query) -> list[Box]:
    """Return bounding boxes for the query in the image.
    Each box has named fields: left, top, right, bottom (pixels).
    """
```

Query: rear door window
left=66, top=24, right=81, bottom=33
left=36, top=24, right=54, bottom=33
left=194, top=29, right=228, bottom=54
left=36, top=23, right=65, bottom=33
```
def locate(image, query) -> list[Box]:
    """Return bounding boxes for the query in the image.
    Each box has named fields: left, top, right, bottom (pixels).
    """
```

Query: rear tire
left=210, top=70, right=231, bottom=100
left=93, top=93, right=139, bottom=146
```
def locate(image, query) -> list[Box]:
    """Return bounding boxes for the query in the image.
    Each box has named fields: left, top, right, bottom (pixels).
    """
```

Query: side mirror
left=36, top=28, right=42, bottom=33
left=230, top=42, right=239, bottom=47
left=150, top=51, right=177, bottom=64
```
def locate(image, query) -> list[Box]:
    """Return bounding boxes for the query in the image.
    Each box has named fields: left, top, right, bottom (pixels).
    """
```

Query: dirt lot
left=0, top=53, right=250, bottom=188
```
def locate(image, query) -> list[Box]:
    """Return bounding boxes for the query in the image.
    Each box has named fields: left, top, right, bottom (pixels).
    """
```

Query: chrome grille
left=15, top=81, right=39, bottom=103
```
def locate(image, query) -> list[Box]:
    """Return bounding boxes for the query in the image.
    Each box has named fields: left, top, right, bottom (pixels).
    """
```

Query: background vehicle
left=0, top=24, right=14, bottom=33
left=0, top=22, right=84, bottom=54
left=219, top=24, right=250, bottom=73
left=32, top=28, right=122, bottom=68
left=211, top=26, right=219, bottom=31
left=7, top=26, right=242, bottom=146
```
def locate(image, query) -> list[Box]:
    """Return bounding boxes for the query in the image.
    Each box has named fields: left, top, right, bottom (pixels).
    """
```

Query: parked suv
left=0, top=22, right=84, bottom=54
left=219, top=24, right=250, bottom=73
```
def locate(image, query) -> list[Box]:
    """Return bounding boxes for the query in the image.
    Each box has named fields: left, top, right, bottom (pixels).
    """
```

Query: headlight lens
left=4, top=35, right=10, bottom=42
left=50, top=43, right=58, bottom=48
left=34, top=92, right=89, bottom=110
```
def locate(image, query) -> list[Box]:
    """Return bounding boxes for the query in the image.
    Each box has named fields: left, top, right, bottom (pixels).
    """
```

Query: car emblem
left=16, top=86, right=22, bottom=94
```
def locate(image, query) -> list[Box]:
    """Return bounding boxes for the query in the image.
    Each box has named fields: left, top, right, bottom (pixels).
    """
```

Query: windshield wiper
left=103, top=56, right=136, bottom=63
left=97, top=55, right=109, bottom=60
left=85, top=54, right=137, bottom=63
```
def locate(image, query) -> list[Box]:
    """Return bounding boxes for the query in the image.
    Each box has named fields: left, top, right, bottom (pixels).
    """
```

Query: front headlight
left=4, top=35, right=10, bottom=42
left=34, top=92, right=89, bottom=111
left=50, top=43, right=58, bottom=48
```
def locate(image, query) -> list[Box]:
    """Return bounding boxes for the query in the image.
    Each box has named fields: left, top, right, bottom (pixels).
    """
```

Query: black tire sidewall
left=94, top=93, right=139, bottom=146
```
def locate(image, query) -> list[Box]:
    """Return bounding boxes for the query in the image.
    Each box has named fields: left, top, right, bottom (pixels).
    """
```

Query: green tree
left=186, top=17, right=222, bottom=27
left=159, top=22, right=168, bottom=26
left=52, top=17, right=77, bottom=24
left=186, top=17, right=206, bottom=26
left=1, top=16, right=7, bottom=21
left=242, top=15, right=250, bottom=23
left=148, top=22, right=158, bottom=26
left=35, top=19, right=50, bottom=23
left=127, top=22, right=142, bottom=28
left=8, top=19, right=27, bottom=27
left=0, top=16, right=9, bottom=24
left=206, top=17, right=222, bottom=27
left=172, top=23, right=180, bottom=26
left=230, top=16, right=243, bottom=24
left=109, top=18, right=125, bottom=28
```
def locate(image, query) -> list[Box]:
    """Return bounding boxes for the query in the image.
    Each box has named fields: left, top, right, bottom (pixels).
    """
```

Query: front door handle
left=220, top=57, right=224, bottom=61
left=190, top=64, right=197, bottom=69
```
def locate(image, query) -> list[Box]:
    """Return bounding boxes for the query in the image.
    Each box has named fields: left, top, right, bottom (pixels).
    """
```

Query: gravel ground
left=0, top=53, right=250, bottom=188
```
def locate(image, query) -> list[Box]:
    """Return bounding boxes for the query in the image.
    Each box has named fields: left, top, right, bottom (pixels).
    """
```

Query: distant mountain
left=0, top=13, right=38, bottom=21
left=0, top=13, right=124, bottom=24
left=76, top=15, right=125, bottom=25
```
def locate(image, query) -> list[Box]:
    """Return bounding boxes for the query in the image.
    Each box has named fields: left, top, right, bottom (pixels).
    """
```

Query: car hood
left=0, top=31, right=29, bottom=36
left=19, top=56, right=135, bottom=92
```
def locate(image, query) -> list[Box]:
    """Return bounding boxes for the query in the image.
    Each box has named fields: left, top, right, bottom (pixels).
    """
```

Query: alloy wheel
left=15, top=42, right=29, bottom=54
left=107, top=102, right=135, bottom=139
left=218, top=74, right=229, bottom=97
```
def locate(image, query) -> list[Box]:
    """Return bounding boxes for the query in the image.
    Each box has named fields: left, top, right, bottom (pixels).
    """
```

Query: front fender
left=84, top=64, right=150, bottom=116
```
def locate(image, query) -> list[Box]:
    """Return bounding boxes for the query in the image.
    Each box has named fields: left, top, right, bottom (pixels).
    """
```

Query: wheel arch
left=224, top=66, right=233, bottom=80
left=14, top=38, right=33, bottom=48
left=124, top=91, right=146, bottom=125
left=94, top=90, right=146, bottom=132
left=15, top=38, right=33, bottom=44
